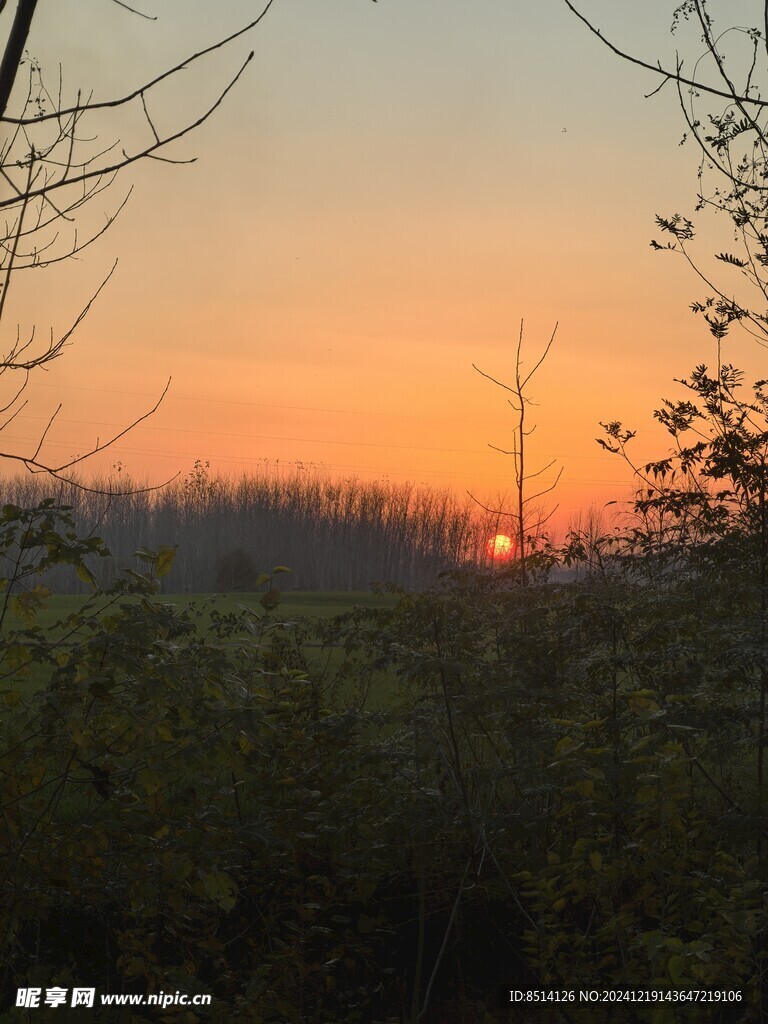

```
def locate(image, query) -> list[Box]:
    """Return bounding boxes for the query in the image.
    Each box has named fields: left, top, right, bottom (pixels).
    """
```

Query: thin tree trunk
left=0, top=0, right=38, bottom=120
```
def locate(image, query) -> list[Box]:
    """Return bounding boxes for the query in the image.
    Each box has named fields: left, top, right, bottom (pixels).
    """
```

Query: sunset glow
left=486, top=534, right=514, bottom=561
left=2, top=2, right=764, bottom=536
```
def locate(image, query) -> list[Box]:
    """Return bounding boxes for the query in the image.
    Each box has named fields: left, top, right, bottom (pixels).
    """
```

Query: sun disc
left=486, top=533, right=514, bottom=560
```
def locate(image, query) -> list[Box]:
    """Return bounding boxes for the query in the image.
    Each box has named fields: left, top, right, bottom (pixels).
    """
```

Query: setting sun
left=486, top=533, right=514, bottom=561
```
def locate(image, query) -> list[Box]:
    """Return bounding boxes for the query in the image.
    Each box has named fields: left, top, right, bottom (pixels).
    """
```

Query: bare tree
left=0, top=0, right=283, bottom=489
left=471, top=320, right=561, bottom=586
left=564, top=0, right=768, bottom=348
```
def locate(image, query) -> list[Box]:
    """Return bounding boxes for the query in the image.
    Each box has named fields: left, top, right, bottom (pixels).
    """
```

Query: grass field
left=24, top=588, right=400, bottom=629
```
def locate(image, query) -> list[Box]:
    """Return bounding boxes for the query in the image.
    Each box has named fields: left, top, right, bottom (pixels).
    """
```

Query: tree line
left=0, top=462, right=509, bottom=593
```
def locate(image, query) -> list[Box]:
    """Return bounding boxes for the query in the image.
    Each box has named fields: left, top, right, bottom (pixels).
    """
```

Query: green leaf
left=76, top=562, right=96, bottom=588
left=202, top=870, right=237, bottom=912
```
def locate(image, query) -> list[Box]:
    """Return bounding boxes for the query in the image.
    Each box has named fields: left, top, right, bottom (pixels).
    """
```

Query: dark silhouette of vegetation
left=214, top=548, right=261, bottom=593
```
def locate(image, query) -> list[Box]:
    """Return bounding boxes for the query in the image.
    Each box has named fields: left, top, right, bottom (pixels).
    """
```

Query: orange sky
left=2, top=0, right=767, bottom=534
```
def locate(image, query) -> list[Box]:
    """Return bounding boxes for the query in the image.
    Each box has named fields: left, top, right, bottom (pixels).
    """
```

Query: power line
left=15, top=379, right=516, bottom=427
left=0, top=434, right=634, bottom=487
left=10, top=412, right=645, bottom=462
left=13, top=378, right=660, bottom=437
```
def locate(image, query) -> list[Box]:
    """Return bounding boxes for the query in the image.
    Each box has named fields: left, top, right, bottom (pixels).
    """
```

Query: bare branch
left=562, top=0, right=768, bottom=109
left=110, top=0, right=157, bottom=19
left=1, top=0, right=277, bottom=125
left=42, top=376, right=172, bottom=473
left=472, top=363, right=520, bottom=398
left=0, top=51, right=255, bottom=212
left=0, top=1, right=282, bottom=492
left=526, top=466, right=565, bottom=503
left=521, top=322, right=558, bottom=390
left=0, top=379, right=176, bottom=494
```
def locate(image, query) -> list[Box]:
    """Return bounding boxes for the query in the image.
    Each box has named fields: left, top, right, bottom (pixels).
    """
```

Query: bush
left=214, top=547, right=260, bottom=592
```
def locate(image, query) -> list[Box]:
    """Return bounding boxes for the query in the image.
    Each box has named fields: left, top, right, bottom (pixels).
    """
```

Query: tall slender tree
left=472, top=320, right=561, bottom=586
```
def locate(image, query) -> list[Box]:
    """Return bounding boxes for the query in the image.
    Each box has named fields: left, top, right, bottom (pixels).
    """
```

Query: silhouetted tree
left=471, top=320, right=561, bottom=585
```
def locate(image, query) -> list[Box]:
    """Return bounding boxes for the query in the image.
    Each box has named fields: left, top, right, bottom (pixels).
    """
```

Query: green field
left=31, top=588, right=399, bottom=627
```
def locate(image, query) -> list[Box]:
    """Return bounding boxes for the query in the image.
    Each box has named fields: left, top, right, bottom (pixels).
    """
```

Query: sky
left=2, top=0, right=767, bottom=532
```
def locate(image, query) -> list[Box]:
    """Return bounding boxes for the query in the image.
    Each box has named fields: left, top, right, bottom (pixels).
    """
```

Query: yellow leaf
left=589, top=851, right=602, bottom=872
left=628, top=695, right=660, bottom=712
left=155, top=545, right=176, bottom=578
left=202, top=870, right=237, bottom=912
left=76, top=563, right=96, bottom=588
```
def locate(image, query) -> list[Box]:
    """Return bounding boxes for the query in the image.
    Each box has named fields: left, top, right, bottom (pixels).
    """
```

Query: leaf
left=628, top=694, right=660, bottom=713
left=715, top=252, right=746, bottom=267
left=9, top=587, right=49, bottom=626
left=667, top=954, right=684, bottom=986
left=589, top=851, right=602, bottom=872
left=76, top=562, right=96, bottom=588
left=202, top=870, right=237, bottom=912
left=155, top=545, right=176, bottom=578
